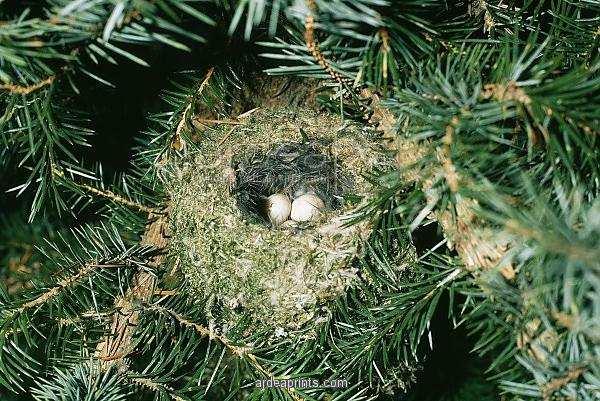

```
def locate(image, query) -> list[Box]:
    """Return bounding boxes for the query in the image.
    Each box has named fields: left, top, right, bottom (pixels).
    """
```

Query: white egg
left=266, top=194, right=292, bottom=225
left=290, top=194, right=325, bottom=222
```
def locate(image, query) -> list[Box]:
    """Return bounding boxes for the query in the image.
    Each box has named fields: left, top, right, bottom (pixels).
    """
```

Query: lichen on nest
left=164, top=105, right=392, bottom=333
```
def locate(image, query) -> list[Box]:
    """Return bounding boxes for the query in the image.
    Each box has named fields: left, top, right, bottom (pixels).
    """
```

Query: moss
left=164, top=105, right=392, bottom=332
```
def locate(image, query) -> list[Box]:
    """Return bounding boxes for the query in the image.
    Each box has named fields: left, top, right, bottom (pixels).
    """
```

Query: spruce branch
left=2, top=2, right=598, bottom=399
left=30, top=363, right=131, bottom=401
left=0, top=0, right=216, bottom=217
left=95, top=67, right=220, bottom=375
left=72, top=180, right=159, bottom=215
left=142, top=303, right=306, bottom=401
left=303, top=0, right=352, bottom=86
left=129, top=376, right=187, bottom=401
left=96, top=212, right=168, bottom=367
left=171, top=67, right=214, bottom=151
left=17, top=262, right=107, bottom=313
left=0, top=222, right=155, bottom=392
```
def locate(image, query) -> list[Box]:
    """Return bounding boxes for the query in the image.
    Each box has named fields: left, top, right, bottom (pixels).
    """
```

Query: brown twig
left=0, top=76, right=56, bottom=95
left=171, top=68, right=215, bottom=151
left=379, top=28, right=390, bottom=81
left=213, top=108, right=260, bottom=146
left=78, top=182, right=159, bottom=215
left=216, top=126, right=238, bottom=146
left=304, top=0, right=351, bottom=86
left=18, top=263, right=101, bottom=312
left=2, top=262, right=128, bottom=323
left=193, top=117, right=245, bottom=126
left=52, top=166, right=159, bottom=214
left=130, top=377, right=186, bottom=401
left=154, top=289, right=178, bottom=297
left=541, top=366, right=586, bottom=400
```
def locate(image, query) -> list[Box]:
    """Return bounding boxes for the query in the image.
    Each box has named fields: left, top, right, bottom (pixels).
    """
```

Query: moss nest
left=165, top=104, right=392, bottom=332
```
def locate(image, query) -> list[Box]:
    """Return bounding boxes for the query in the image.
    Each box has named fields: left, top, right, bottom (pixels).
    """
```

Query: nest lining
left=233, top=140, right=354, bottom=224
left=165, top=105, right=391, bottom=332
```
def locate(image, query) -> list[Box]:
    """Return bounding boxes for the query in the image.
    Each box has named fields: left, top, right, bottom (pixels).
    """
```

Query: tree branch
left=130, top=376, right=187, bottom=401
left=145, top=304, right=304, bottom=401
left=0, top=76, right=55, bottom=95
left=304, top=0, right=351, bottom=86
left=77, top=182, right=159, bottom=215
left=96, top=68, right=217, bottom=369
left=17, top=262, right=109, bottom=312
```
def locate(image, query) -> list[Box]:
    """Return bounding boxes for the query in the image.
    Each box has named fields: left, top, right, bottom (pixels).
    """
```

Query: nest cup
left=165, top=96, right=392, bottom=333
left=233, top=140, right=353, bottom=225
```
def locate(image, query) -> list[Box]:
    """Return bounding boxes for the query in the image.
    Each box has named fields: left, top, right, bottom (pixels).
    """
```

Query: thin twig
left=217, top=126, right=237, bottom=146
left=0, top=76, right=56, bottom=95
left=378, top=28, right=390, bottom=81
left=237, top=107, right=260, bottom=119
left=146, top=304, right=304, bottom=401
left=154, top=290, right=178, bottom=296
left=194, top=117, right=245, bottom=126
left=172, top=68, right=215, bottom=150
left=304, top=0, right=351, bottom=86
left=130, top=377, right=187, bottom=401
left=17, top=262, right=110, bottom=312
left=52, top=166, right=159, bottom=214
left=78, top=182, right=158, bottom=215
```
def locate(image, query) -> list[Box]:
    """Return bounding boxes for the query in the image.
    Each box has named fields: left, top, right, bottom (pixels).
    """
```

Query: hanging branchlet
left=303, top=0, right=352, bottom=86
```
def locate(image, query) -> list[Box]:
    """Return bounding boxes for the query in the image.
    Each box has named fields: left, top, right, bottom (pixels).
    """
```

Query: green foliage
left=1, top=0, right=215, bottom=218
left=471, top=181, right=600, bottom=400
left=1, top=0, right=599, bottom=400
left=0, top=222, right=154, bottom=392
left=260, top=0, right=456, bottom=89
left=30, top=364, right=130, bottom=401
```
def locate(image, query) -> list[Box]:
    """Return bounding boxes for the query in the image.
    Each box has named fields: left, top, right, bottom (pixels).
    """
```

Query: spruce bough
left=0, top=1, right=598, bottom=400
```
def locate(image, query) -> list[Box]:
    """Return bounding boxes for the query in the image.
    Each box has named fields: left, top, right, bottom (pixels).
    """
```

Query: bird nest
left=165, top=100, right=392, bottom=332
